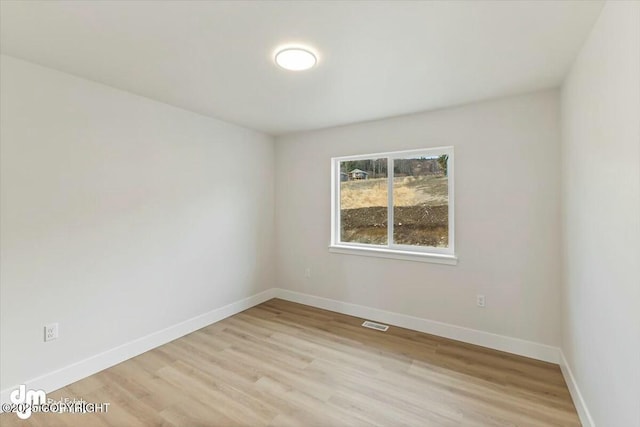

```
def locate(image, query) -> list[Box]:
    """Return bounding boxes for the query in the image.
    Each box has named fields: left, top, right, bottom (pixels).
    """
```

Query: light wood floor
left=1, top=299, right=580, bottom=426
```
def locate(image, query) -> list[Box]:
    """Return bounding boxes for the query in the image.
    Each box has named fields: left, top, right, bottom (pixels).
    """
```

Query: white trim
left=331, top=158, right=339, bottom=245
left=332, top=146, right=454, bottom=161
left=446, top=149, right=455, bottom=251
left=0, top=285, right=586, bottom=421
left=329, top=244, right=458, bottom=265
left=0, top=288, right=277, bottom=407
left=1, top=287, right=582, bottom=420
left=559, top=350, right=595, bottom=427
left=273, top=288, right=559, bottom=363
left=387, top=157, right=394, bottom=246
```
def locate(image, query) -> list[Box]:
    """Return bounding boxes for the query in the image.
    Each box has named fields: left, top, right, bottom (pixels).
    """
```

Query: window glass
left=393, top=155, right=449, bottom=248
left=339, top=158, right=388, bottom=245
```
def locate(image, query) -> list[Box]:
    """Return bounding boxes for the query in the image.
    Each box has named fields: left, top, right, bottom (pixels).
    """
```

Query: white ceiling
left=0, top=0, right=603, bottom=135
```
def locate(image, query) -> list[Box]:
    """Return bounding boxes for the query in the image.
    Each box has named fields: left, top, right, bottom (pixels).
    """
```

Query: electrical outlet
left=476, top=295, right=486, bottom=308
left=44, top=323, right=59, bottom=342
left=304, top=267, right=311, bottom=278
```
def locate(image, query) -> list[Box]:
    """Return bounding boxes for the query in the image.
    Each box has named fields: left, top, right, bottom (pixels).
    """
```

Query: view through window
left=334, top=147, right=453, bottom=256
left=339, top=158, right=388, bottom=244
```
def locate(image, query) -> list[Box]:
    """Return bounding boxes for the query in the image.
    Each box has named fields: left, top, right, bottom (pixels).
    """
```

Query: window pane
left=393, top=155, right=448, bottom=247
left=340, top=158, right=388, bottom=245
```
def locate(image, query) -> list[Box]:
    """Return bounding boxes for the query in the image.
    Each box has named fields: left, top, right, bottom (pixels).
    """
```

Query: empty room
left=0, top=1, right=638, bottom=426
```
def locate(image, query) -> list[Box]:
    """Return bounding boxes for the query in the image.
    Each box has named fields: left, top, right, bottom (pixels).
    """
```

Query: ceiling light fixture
left=275, top=47, right=317, bottom=71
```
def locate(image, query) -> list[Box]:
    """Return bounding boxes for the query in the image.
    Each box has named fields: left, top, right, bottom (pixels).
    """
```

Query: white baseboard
left=2, top=287, right=573, bottom=417
left=273, top=288, right=560, bottom=364
left=559, top=350, right=594, bottom=427
left=0, top=288, right=277, bottom=407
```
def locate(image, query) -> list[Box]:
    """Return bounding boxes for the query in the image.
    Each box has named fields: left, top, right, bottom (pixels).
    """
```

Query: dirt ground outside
left=340, top=175, right=449, bottom=247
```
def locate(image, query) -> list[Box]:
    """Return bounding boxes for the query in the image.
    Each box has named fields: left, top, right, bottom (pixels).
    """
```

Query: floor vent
left=362, top=320, right=389, bottom=332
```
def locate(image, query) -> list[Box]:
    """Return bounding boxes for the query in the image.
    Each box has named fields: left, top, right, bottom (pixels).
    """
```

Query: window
left=330, top=147, right=456, bottom=264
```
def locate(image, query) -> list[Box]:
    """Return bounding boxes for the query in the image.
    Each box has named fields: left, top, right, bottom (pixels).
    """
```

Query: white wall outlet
left=44, top=323, right=59, bottom=342
left=476, top=295, right=486, bottom=308
left=304, top=267, right=311, bottom=278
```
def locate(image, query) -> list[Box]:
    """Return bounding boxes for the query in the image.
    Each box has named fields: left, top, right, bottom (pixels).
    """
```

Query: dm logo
left=10, top=384, right=46, bottom=419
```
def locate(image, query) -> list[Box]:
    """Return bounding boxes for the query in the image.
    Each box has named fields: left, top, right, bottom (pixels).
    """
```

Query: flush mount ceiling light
left=275, top=47, right=317, bottom=71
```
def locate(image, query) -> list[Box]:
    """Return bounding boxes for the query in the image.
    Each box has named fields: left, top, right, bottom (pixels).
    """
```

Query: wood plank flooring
left=0, top=299, right=580, bottom=426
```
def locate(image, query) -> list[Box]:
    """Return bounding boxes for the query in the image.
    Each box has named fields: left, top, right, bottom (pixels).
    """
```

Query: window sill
left=328, top=245, right=458, bottom=265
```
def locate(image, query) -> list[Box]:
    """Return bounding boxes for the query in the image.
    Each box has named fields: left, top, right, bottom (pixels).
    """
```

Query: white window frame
left=330, top=147, right=457, bottom=265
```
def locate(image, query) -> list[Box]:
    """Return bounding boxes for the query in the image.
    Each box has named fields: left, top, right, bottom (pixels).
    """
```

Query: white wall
left=0, top=55, right=275, bottom=391
left=275, top=90, right=562, bottom=348
left=560, top=1, right=640, bottom=426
